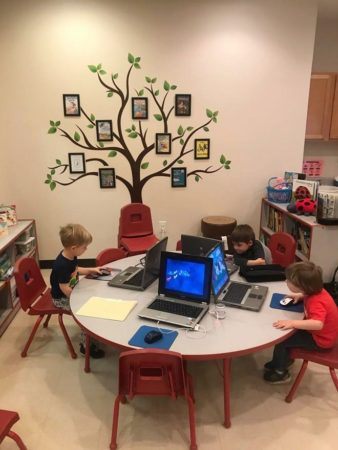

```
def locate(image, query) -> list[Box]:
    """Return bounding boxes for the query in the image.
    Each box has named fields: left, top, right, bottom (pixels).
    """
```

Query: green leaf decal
left=88, top=65, right=97, bottom=73
left=107, top=92, right=113, bottom=97
left=206, top=109, right=213, bottom=118
left=154, top=114, right=163, bottom=121
left=131, top=124, right=136, bottom=131
left=224, top=165, right=230, bottom=169
left=135, top=57, right=141, bottom=63
left=50, top=182, right=56, bottom=191
left=220, top=155, right=226, bottom=164
left=203, top=126, right=209, bottom=132
left=55, top=121, right=61, bottom=127
left=47, top=174, right=52, bottom=180
left=113, top=73, right=118, bottom=79
left=151, top=78, right=157, bottom=83
left=163, top=160, right=168, bottom=166
left=128, top=53, right=135, bottom=64
left=195, top=175, right=200, bottom=182
left=163, top=80, right=170, bottom=91
left=48, top=127, right=57, bottom=134
left=177, top=125, right=184, bottom=136
left=109, top=150, right=117, bottom=157
left=170, top=85, right=177, bottom=90
left=134, top=62, right=141, bottom=69
left=138, top=89, right=144, bottom=96
left=145, top=76, right=152, bottom=83
left=97, top=63, right=102, bottom=70
left=226, top=160, right=231, bottom=165
left=50, top=120, right=55, bottom=126
left=125, top=128, right=131, bottom=133
left=214, top=111, right=219, bottom=116
left=90, top=114, right=95, bottom=121
left=74, top=132, right=80, bottom=142
left=45, top=179, right=50, bottom=184
left=99, top=70, right=107, bottom=75
left=187, top=126, right=194, bottom=131
left=177, top=160, right=183, bottom=164
left=213, top=117, right=217, bottom=123
left=179, top=138, right=184, bottom=145
left=128, top=132, right=138, bottom=138
left=56, top=159, right=61, bottom=165
left=99, top=141, right=104, bottom=148
left=154, top=90, right=159, bottom=96
left=51, top=169, right=55, bottom=175
left=141, top=162, right=149, bottom=169
left=87, top=124, right=94, bottom=128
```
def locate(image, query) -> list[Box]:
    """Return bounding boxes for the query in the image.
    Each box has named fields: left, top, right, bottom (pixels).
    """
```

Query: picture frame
left=63, top=94, right=81, bottom=116
left=99, top=168, right=116, bottom=188
left=175, top=94, right=191, bottom=116
left=132, top=97, right=148, bottom=119
left=171, top=167, right=187, bottom=188
left=96, top=120, right=113, bottom=141
left=68, top=153, right=86, bottom=174
left=194, top=139, right=210, bottom=160
left=155, top=133, right=172, bottom=154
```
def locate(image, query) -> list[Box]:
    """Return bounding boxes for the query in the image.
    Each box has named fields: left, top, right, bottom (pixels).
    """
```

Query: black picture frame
left=63, top=94, right=81, bottom=116
left=99, top=168, right=116, bottom=188
left=175, top=94, right=191, bottom=116
left=68, top=153, right=86, bottom=174
left=96, top=120, right=113, bottom=141
left=171, top=167, right=187, bottom=188
left=194, top=139, right=210, bottom=160
left=155, top=133, right=172, bottom=154
left=132, top=97, right=148, bottom=119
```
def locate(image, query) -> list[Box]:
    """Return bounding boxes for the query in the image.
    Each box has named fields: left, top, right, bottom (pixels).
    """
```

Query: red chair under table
left=95, top=248, right=126, bottom=266
left=118, top=203, right=158, bottom=256
left=0, top=410, right=27, bottom=449
left=268, top=232, right=296, bottom=268
left=14, top=257, right=77, bottom=359
left=176, top=239, right=182, bottom=251
left=110, top=349, right=197, bottom=450
left=285, top=339, right=338, bottom=403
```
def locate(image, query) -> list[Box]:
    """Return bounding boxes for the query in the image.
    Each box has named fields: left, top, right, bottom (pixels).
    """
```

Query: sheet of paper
left=76, top=297, right=137, bottom=321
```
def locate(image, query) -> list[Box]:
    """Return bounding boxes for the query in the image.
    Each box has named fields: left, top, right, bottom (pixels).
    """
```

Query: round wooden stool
left=201, top=216, right=237, bottom=241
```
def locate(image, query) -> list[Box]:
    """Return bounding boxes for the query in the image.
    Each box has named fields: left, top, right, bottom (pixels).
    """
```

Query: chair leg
left=57, top=314, right=77, bottom=359
left=43, top=314, right=52, bottom=328
left=21, top=315, right=44, bottom=357
left=285, top=360, right=308, bottom=403
left=84, top=333, right=91, bottom=373
left=110, top=395, right=123, bottom=450
left=8, top=430, right=27, bottom=450
left=186, top=395, right=198, bottom=450
left=223, top=358, right=232, bottom=428
left=187, top=374, right=195, bottom=404
left=329, top=368, right=338, bottom=391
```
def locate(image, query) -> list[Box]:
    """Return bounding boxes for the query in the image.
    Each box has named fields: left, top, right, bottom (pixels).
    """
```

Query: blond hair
left=59, top=224, right=92, bottom=248
left=285, top=261, right=323, bottom=295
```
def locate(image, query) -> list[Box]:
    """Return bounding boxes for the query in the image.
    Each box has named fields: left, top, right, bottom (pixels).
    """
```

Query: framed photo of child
left=171, top=167, right=187, bottom=188
left=96, top=120, right=113, bottom=141
left=155, top=133, right=172, bottom=154
left=68, top=153, right=86, bottom=174
left=99, top=168, right=116, bottom=188
left=132, top=97, right=148, bottom=119
left=194, top=139, right=210, bottom=160
left=63, top=94, right=81, bottom=116
left=175, top=94, right=191, bottom=116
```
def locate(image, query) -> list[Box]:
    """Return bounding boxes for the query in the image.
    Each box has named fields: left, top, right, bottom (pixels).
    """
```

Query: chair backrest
left=118, top=203, right=154, bottom=239
left=95, top=248, right=126, bottom=266
left=118, top=349, right=187, bottom=399
left=261, top=242, right=272, bottom=264
left=14, top=257, right=46, bottom=311
left=268, top=232, right=296, bottom=268
left=176, top=240, right=182, bottom=251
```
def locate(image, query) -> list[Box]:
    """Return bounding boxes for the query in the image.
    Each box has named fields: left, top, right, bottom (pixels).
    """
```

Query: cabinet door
left=330, top=76, right=338, bottom=139
left=305, top=73, right=336, bottom=140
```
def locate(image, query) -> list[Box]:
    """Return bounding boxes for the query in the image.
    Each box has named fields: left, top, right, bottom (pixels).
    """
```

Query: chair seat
left=0, top=410, right=19, bottom=443
left=120, top=234, right=158, bottom=255
left=290, top=343, right=338, bottom=368
left=28, top=289, right=70, bottom=316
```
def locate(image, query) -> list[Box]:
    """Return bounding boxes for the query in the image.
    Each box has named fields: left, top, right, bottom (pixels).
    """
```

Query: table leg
left=84, top=333, right=91, bottom=373
left=223, top=357, right=232, bottom=428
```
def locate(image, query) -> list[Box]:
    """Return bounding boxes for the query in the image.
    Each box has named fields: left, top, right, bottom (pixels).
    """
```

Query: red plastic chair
left=118, top=203, right=158, bottom=256
left=0, top=410, right=27, bottom=449
left=95, top=248, right=126, bottom=266
left=110, top=349, right=197, bottom=450
left=268, top=232, right=296, bottom=268
left=285, top=339, right=338, bottom=403
left=14, top=257, right=77, bottom=359
left=176, top=240, right=182, bottom=251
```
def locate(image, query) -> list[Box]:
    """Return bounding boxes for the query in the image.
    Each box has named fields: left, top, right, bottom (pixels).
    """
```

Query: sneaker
left=264, top=359, right=294, bottom=372
left=263, top=369, right=291, bottom=384
left=79, top=343, right=105, bottom=359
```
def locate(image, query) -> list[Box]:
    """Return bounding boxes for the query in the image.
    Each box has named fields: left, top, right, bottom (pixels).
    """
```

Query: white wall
left=0, top=0, right=317, bottom=259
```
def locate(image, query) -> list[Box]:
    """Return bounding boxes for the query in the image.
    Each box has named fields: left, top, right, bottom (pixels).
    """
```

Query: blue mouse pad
left=270, top=293, right=304, bottom=313
left=128, top=325, right=178, bottom=350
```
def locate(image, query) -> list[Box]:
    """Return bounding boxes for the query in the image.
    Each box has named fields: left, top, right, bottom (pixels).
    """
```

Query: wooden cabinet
left=260, top=199, right=338, bottom=281
left=0, top=220, right=38, bottom=336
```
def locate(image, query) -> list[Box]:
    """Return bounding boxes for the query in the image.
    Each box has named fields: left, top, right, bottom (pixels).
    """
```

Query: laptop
left=108, top=237, right=168, bottom=291
left=207, top=243, right=268, bottom=311
left=138, top=251, right=213, bottom=328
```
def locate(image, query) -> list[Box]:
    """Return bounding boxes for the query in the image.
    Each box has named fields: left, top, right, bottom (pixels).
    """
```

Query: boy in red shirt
left=264, top=261, right=338, bottom=383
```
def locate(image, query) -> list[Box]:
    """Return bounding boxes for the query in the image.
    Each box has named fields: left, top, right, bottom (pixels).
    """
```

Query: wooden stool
left=201, top=216, right=237, bottom=241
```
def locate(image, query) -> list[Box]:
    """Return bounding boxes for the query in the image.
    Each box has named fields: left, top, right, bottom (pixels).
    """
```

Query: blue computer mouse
left=144, top=330, right=163, bottom=344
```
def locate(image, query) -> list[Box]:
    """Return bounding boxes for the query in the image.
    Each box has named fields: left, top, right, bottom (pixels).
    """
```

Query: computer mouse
left=280, top=297, right=294, bottom=306
left=144, top=330, right=163, bottom=344
left=100, top=268, right=111, bottom=276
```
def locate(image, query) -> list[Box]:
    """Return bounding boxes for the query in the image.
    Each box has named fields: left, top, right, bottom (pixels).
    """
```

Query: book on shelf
left=292, top=179, right=319, bottom=202
left=284, top=171, right=306, bottom=184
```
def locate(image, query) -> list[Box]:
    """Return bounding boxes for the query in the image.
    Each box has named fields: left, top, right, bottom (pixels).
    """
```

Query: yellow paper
left=76, top=297, right=137, bottom=321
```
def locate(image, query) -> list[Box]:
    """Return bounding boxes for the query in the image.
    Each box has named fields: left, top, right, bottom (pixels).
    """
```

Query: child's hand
left=247, top=258, right=266, bottom=266
left=273, top=320, right=295, bottom=330
left=288, top=293, right=304, bottom=304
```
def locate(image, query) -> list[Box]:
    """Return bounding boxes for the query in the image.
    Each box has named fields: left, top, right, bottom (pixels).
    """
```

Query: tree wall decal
left=46, top=53, right=232, bottom=203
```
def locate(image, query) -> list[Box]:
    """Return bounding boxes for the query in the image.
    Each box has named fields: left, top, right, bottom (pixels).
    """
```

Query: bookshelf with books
left=0, top=220, right=39, bottom=336
left=260, top=199, right=338, bottom=281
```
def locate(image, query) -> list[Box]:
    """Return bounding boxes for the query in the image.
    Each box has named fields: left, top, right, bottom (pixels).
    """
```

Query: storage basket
left=266, top=177, right=292, bottom=203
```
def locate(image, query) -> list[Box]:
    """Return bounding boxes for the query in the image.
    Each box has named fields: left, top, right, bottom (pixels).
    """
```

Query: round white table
left=71, top=255, right=303, bottom=427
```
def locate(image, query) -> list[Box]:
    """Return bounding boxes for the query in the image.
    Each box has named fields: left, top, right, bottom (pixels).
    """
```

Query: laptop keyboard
left=223, top=283, right=251, bottom=304
left=148, top=299, right=203, bottom=318
left=125, top=270, right=144, bottom=286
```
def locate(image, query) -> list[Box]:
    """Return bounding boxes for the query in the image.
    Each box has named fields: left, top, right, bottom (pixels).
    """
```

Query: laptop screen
left=143, top=237, right=168, bottom=279
left=181, top=234, right=221, bottom=256
left=207, top=243, right=229, bottom=298
left=158, top=252, right=213, bottom=303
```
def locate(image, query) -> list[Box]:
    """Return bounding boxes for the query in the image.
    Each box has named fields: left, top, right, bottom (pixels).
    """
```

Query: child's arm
left=247, top=258, right=266, bottom=266
left=78, top=266, right=103, bottom=276
left=273, top=318, right=323, bottom=331
left=59, top=283, right=72, bottom=298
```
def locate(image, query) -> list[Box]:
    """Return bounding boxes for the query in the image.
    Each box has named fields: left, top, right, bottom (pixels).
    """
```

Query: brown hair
left=285, top=261, right=323, bottom=295
left=230, top=224, right=255, bottom=244
left=59, top=224, right=92, bottom=248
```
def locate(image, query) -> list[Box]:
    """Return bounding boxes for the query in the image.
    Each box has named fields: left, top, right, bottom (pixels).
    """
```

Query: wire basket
left=266, top=177, right=292, bottom=203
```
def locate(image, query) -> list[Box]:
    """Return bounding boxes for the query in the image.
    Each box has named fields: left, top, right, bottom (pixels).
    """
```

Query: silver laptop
left=138, top=251, right=213, bottom=328
left=108, top=237, right=168, bottom=291
left=207, top=243, right=268, bottom=311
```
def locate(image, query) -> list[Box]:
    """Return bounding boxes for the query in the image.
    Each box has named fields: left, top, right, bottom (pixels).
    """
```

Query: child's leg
left=52, top=297, right=71, bottom=311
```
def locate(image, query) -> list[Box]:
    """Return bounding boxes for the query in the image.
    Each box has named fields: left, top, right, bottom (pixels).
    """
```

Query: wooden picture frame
left=155, top=133, right=172, bottom=154
left=175, top=94, right=191, bottom=116
left=96, top=120, right=113, bottom=141
left=63, top=94, right=81, bottom=116
left=132, top=97, right=148, bottom=119
left=99, top=168, right=116, bottom=188
left=171, top=167, right=187, bottom=188
left=68, top=153, right=86, bottom=174
left=194, top=139, right=210, bottom=160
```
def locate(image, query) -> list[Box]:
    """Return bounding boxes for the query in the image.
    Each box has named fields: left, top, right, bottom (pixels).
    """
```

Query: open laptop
left=108, top=237, right=168, bottom=291
left=207, top=243, right=268, bottom=311
left=138, top=251, right=213, bottom=328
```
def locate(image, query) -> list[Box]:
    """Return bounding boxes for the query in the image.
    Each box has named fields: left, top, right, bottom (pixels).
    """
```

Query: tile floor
left=0, top=271, right=337, bottom=449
